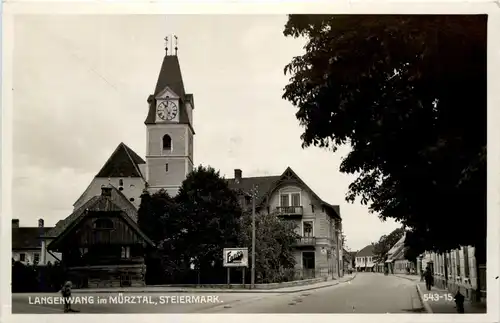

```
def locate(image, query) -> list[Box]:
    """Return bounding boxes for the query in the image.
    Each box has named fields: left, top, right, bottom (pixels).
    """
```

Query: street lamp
left=250, top=185, right=258, bottom=289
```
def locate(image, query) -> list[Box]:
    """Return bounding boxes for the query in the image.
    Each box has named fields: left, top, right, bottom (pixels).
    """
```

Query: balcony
left=276, top=206, right=303, bottom=217
left=293, top=236, right=316, bottom=247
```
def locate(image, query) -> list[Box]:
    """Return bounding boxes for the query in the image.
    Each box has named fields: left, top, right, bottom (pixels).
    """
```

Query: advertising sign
left=223, top=248, right=249, bottom=267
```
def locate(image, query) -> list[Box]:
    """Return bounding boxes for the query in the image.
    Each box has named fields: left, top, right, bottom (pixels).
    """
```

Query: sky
left=12, top=14, right=400, bottom=251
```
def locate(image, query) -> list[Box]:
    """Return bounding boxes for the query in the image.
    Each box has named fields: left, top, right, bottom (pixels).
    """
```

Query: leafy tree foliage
left=372, top=227, right=405, bottom=263
left=138, top=166, right=243, bottom=284
left=282, top=15, right=486, bottom=262
left=174, top=165, right=242, bottom=270
left=138, top=166, right=301, bottom=284
left=238, top=211, right=299, bottom=283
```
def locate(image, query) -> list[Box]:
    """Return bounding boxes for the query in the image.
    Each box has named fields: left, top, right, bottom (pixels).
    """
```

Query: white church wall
left=74, top=177, right=145, bottom=210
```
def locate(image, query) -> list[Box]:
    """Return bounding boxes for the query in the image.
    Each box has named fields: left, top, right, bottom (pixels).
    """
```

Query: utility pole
left=251, top=185, right=256, bottom=289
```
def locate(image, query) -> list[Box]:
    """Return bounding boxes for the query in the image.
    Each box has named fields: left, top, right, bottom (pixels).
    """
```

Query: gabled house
left=12, top=219, right=56, bottom=265
left=43, top=185, right=155, bottom=288
left=227, top=167, right=344, bottom=279
left=385, top=233, right=415, bottom=274
left=355, top=244, right=375, bottom=272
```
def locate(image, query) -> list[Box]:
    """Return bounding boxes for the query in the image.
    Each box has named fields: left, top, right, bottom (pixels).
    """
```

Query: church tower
left=144, top=37, right=194, bottom=197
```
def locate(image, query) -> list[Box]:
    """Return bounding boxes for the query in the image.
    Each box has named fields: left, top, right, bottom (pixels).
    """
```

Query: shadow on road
left=401, top=308, right=426, bottom=313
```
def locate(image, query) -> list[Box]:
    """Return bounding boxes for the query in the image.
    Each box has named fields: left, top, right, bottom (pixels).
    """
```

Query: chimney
left=12, top=219, right=19, bottom=228
left=38, top=218, right=44, bottom=228
left=101, top=185, right=112, bottom=196
left=234, top=169, right=242, bottom=181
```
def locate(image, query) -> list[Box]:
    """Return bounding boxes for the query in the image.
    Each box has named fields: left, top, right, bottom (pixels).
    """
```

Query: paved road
left=11, top=273, right=424, bottom=313
left=205, top=273, right=424, bottom=313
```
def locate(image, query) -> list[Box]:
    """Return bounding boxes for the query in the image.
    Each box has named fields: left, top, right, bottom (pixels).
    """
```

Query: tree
left=174, top=165, right=243, bottom=275
left=137, top=189, right=180, bottom=284
left=238, top=211, right=299, bottom=283
left=372, top=227, right=405, bottom=263
left=282, top=15, right=486, bottom=262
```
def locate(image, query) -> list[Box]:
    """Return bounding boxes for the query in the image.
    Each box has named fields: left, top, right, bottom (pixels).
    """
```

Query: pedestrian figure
left=454, top=287, right=465, bottom=313
left=60, top=281, right=78, bottom=313
left=424, top=266, right=434, bottom=291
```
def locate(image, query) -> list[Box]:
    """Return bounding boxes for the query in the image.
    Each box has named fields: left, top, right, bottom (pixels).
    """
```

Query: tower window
left=165, top=163, right=169, bottom=172
left=119, top=179, right=123, bottom=186
left=162, top=135, right=172, bottom=151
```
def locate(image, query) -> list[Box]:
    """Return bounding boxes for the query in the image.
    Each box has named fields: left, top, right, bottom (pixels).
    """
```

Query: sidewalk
left=415, top=281, right=486, bottom=314
left=393, top=274, right=486, bottom=313
left=30, top=274, right=357, bottom=295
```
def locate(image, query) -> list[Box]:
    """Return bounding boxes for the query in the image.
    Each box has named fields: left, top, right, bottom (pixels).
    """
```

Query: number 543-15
left=423, top=293, right=453, bottom=302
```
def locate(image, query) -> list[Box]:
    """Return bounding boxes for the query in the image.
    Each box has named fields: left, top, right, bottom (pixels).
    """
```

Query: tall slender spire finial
left=164, top=36, right=169, bottom=54
left=174, top=35, right=178, bottom=56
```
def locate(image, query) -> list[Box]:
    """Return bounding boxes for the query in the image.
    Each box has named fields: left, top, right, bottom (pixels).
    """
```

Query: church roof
left=45, top=185, right=154, bottom=249
left=95, top=142, right=145, bottom=178
left=154, top=55, right=185, bottom=98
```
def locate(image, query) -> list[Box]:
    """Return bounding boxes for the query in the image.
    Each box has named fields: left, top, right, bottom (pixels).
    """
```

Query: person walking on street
left=60, top=281, right=79, bottom=313
left=454, top=287, right=465, bottom=313
left=424, top=266, right=434, bottom=291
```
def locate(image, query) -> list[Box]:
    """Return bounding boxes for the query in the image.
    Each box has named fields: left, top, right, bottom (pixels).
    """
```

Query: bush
left=12, top=261, right=66, bottom=293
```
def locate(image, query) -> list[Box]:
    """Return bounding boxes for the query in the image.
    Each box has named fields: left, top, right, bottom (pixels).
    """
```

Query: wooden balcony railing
left=294, top=236, right=316, bottom=246
left=276, top=206, right=303, bottom=216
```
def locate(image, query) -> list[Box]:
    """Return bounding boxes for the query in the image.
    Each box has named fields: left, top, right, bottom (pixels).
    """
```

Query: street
left=11, top=273, right=425, bottom=313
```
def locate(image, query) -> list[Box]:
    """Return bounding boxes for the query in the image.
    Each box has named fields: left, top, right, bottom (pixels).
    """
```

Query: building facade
left=419, top=246, right=485, bottom=302
left=12, top=219, right=60, bottom=266
left=384, top=233, right=415, bottom=274
left=227, top=168, right=344, bottom=279
left=355, top=245, right=375, bottom=272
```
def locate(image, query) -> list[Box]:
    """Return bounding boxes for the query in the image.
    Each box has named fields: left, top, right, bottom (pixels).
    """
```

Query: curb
left=43, top=274, right=358, bottom=295
left=415, top=283, right=433, bottom=313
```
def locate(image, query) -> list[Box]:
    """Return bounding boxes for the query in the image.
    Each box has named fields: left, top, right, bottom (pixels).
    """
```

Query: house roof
left=356, top=244, right=375, bottom=257
left=145, top=54, right=194, bottom=133
left=95, top=143, right=145, bottom=178
left=387, top=234, right=407, bottom=262
left=226, top=167, right=341, bottom=220
left=12, top=227, right=53, bottom=250
left=45, top=185, right=147, bottom=242
left=387, top=233, right=406, bottom=257
left=227, top=175, right=281, bottom=207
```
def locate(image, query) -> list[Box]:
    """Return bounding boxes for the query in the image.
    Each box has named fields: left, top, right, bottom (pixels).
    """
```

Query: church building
left=41, top=41, right=194, bottom=288
left=33, top=39, right=344, bottom=288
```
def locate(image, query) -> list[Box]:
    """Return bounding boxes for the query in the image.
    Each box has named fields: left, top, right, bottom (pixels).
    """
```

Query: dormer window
left=93, top=218, right=114, bottom=230
left=162, top=135, right=172, bottom=151
left=279, top=192, right=301, bottom=207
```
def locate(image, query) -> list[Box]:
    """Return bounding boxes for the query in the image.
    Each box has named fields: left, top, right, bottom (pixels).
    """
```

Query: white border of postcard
left=2, top=1, right=499, bottom=323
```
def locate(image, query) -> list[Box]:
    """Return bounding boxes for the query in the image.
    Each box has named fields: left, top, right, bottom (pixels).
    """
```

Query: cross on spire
left=163, top=34, right=179, bottom=56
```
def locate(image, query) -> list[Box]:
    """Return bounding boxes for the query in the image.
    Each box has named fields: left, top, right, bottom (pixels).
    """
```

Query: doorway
left=302, top=251, right=315, bottom=279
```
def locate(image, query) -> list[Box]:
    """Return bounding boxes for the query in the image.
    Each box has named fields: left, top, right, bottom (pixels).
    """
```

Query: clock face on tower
left=157, top=101, right=178, bottom=121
